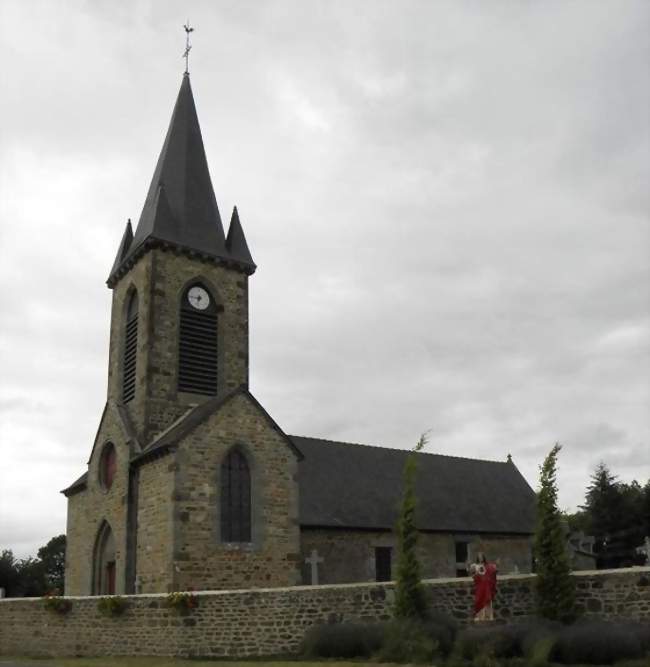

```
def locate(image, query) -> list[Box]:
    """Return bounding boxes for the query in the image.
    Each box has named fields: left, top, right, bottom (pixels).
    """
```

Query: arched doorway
left=93, top=521, right=116, bottom=595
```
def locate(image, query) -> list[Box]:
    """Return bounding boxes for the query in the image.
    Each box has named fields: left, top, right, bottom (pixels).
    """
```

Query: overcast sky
left=1, top=1, right=648, bottom=558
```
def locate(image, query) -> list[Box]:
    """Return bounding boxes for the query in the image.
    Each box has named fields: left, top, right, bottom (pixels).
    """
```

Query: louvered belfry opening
left=178, top=283, right=219, bottom=395
left=122, top=291, right=138, bottom=403
left=220, top=449, right=252, bottom=543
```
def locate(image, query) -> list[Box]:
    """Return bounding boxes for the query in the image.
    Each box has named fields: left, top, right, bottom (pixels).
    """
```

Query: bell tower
left=105, top=74, right=256, bottom=445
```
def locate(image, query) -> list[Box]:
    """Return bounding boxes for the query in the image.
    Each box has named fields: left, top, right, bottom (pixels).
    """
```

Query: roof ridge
left=289, top=434, right=509, bottom=465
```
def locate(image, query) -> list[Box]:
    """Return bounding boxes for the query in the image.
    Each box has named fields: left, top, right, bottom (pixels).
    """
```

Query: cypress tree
left=534, top=443, right=576, bottom=623
left=394, top=433, right=428, bottom=619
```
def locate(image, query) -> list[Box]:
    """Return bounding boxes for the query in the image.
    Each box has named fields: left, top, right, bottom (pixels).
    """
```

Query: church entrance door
left=106, top=561, right=116, bottom=595
left=93, top=521, right=117, bottom=595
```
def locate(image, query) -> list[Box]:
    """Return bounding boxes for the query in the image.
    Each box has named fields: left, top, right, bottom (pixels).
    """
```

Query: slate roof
left=292, top=436, right=536, bottom=534
left=107, top=74, right=255, bottom=286
left=62, top=414, right=536, bottom=535
left=131, top=386, right=303, bottom=465
left=61, top=387, right=301, bottom=496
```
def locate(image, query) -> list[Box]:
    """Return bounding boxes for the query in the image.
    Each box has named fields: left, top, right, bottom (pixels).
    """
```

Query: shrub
left=550, top=620, right=643, bottom=665
left=424, top=610, right=459, bottom=656
left=378, top=618, right=440, bottom=663
left=42, top=594, right=72, bottom=615
left=301, top=621, right=385, bottom=658
left=97, top=595, right=128, bottom=617
left=622, top=620, right=650, bottom=654
left=455, top=624, right=522, bottom=660
left=165, top=591, right=198, bottom=613
left=518, top=618, right=562, bottom=664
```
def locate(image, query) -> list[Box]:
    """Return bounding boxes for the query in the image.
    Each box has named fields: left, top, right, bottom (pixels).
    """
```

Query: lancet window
left=220, top=449, right=252, bottom=543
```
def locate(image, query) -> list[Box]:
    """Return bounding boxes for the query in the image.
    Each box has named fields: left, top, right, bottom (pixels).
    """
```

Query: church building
left=62, top=73, right=536, bottom=596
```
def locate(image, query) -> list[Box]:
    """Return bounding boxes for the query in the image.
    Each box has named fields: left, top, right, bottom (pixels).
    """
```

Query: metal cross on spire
left=183, top=20, right=194, bottom=74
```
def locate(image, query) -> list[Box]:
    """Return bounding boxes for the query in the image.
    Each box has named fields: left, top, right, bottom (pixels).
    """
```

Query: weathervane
left=183, top=20, right=194, bottom=74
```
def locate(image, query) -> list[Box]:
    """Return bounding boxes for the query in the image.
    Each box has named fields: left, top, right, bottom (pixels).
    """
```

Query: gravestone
left=305, top=549, right=324, bottom=585
left=636, top=536, right=650, bottom=565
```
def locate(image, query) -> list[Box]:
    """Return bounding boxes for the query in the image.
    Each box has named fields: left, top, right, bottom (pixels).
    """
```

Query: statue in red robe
left=469, top=553, right=497, bottom=621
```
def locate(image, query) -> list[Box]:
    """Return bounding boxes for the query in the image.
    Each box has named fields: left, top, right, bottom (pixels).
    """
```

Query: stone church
left=62, top=73, right=536, bottom=596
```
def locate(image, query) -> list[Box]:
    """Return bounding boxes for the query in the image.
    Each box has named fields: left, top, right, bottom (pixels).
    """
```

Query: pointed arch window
left=122, top=291, right=138, bottom=403
left=99, top=442, right=117, bottom=491
left=178, top=283, right=218, bottom=395
left=220, top=449, right=251, bottom=543
left=93, top=521, right=116, bottom=595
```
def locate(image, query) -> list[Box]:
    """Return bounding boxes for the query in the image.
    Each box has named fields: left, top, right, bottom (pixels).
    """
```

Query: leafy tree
left=0, top=550, right=20, bottom=597
left=0, top=535, right=66, bottom=597
left=534, top=443, right=576, bottom=623
left=14, top=557, right=46, bottom=597
left=394, top=433, right=428, bottom=620
left=643, top=480, right=650, bottom=537
left=37, top=534, right=66, bottom=593
left=564, top=509, right=588, bottom=534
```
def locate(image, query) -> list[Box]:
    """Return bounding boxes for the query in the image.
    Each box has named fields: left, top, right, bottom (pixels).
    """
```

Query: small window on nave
left=122, top=290, right=138, bottom=403
left=178, top=283, right=218, bottom=395
left=220, top=448, right=252, bottom=543
left=375, top=546, right=392, bottom=582
left=99, top=443, right=117, bottom=491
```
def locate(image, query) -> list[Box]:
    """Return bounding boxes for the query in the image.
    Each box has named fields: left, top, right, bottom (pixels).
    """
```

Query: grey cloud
left=1, top=0, right=648, bottom=557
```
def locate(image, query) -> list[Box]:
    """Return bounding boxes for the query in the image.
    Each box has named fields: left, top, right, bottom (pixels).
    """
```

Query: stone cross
left=305, top=549, right=324, bottom=585
left=636, top=536, right=650, bottom=565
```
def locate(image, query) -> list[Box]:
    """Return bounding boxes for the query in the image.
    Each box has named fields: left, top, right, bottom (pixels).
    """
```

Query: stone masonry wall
left=67, top=248, right=252, bottom=594
left=64, top=405, right=132, bottom=596
left=143, top=249, right=249, bottom=445
left=172, top=392, right=301, bottom=591
left=300, top=528, right=533, bottom=584
left=107, top=253, right=152, bottom=446
left=107, top=248, right=250, bottom=447
left=135, top=456, right=174, bottom=593
left=2, top=568, right=648, bottom=659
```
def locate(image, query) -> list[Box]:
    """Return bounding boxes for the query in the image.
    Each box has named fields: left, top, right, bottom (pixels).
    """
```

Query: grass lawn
left=3, top=659, right=650, bottom=667
left=2, top=660, right=404, bottom=667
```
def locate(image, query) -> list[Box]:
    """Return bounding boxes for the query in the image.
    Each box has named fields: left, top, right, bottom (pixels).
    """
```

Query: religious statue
left=468, top=552, right=498, bottom=621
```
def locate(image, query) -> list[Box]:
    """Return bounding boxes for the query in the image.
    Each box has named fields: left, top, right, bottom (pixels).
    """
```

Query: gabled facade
left=63, top=73, right=536, bottom=596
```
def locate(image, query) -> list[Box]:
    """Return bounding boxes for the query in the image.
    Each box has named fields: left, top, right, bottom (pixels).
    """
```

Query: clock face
left=187, top=286, right=210, bottom=310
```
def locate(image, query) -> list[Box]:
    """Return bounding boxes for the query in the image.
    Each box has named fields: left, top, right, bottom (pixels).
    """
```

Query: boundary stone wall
left=1, top=568, right=648, bottom=658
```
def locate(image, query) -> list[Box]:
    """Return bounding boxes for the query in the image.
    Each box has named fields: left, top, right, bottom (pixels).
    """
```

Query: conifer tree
left=582, top=462, right=622, bottom=538
left=534, top=443, right=576, bottom=622
left=394, top=433, right=428, bottom=619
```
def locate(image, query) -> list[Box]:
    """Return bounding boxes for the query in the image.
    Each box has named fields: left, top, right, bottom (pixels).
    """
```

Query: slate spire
left=226, top=206, right=255, bottom=268
left=109, top=219, right=133, bottom=277
left=108, top=74, right=255, bottom=284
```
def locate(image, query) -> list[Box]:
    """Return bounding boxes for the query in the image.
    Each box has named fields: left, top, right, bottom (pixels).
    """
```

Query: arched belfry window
left=220, top=449, right=251, bottom=543
left=93, top=521, right=116, bottom=595
left=178, top=283, right=218, bottom=395
left=122, top=291, right=138, bottom=403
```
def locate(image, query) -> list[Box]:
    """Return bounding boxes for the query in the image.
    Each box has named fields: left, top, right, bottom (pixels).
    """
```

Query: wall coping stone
left=1, top=566, right=647, bottom=603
